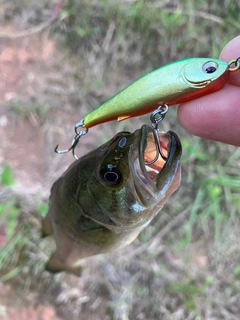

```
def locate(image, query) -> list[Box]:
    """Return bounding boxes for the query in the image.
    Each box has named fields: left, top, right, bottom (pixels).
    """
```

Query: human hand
left=178, top=35, right=240, bottom=146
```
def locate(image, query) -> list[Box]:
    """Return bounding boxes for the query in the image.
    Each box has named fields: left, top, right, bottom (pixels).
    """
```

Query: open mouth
left=143, top=127, right=170, bottom=180
left=139, top=126, right=171, bottom=181
left=132, top=125, right=181, bottom=193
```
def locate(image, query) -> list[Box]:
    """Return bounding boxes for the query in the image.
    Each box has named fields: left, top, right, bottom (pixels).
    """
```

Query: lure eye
left=100, top=164, right=122, bottom=186
left=202, top=61, right=218, bottom=73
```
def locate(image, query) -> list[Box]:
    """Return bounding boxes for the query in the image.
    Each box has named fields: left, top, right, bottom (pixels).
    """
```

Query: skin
left=178, top=35, right=240, bottom=146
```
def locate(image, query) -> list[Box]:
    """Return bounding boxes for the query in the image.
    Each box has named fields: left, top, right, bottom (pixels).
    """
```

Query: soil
left=2, top=7, right=239, bottom=320
left=0, top=26, right=97, bottom=320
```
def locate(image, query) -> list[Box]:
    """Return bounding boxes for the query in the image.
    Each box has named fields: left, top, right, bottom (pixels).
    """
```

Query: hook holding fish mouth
left=55, top=119, right=88, bottom=160
left=55, top=105, right=169, bottom=162
left=145, top=104, right=169, bottom=165
left=228, top=57, right=240, bottom=72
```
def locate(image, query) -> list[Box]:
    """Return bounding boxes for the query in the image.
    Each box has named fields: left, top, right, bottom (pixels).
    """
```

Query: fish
left=82, top=58, right=232, bottom=128
left=43, top=125, right=182, bottom=276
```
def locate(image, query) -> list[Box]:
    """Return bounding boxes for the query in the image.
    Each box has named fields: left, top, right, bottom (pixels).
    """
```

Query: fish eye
left=99, top=164, right=122, bottom=186
left=202, top=61, right=218, bottom=73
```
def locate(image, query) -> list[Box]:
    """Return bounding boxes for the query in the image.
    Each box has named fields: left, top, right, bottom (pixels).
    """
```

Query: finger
left=178, top=84, right=240, bottom=146
left=178, top=35, right=240, bottom=145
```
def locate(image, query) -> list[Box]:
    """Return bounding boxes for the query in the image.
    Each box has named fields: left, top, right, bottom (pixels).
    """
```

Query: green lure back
left=83, top=58, right=229, bottom=128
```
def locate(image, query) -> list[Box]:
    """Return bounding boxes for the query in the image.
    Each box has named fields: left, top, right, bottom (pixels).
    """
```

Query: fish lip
left=138, top=125, right=182, bottom=190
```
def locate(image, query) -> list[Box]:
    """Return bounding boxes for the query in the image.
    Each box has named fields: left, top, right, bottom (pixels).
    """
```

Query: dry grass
left=0, top=0, right=240, bottom=319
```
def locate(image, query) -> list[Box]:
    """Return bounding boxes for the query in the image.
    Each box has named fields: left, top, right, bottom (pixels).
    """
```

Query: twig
left=125, top=206, right=191, bottom=258
left=147, top=206, right=191, bottom=251
left=0, top=1, right=64, bottom=39
left=163, top=8, right=240, bottom=30
left=102, top=21, right=116, bottom=53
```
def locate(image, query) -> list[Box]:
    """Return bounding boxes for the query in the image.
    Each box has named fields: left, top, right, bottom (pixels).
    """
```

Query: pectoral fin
left=45, top=252, right=82, bottom=277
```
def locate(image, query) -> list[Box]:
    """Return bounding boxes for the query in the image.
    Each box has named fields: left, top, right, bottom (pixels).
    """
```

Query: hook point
left=54, top=119, right=88, bottom=159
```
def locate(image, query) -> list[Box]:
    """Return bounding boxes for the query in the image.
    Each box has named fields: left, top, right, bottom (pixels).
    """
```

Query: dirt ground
left=0, top=26, right=93, bottom=320
left=1, top=3, right=240, bottom=320
left=0, top=21, right=132, bottom=320
left=0, top=27, right=102, bottom=188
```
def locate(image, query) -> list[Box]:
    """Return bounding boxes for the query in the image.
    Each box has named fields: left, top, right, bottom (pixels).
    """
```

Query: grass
left=57, top=0, right=239, bottom=67
left=0, top=0, right=240, bottom=319
left=7, top=99, right=50, bottom=124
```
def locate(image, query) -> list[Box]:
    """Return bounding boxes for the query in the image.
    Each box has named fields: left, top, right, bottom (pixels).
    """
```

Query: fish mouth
left=132, top=125, right=182, bottom=196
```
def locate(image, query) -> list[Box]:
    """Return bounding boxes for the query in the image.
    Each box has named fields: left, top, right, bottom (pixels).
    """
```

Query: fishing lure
left=55, top=57, right=240, bottom=160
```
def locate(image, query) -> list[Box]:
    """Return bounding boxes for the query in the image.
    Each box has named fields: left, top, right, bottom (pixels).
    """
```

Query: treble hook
left=55, top=119, right=88, bottom=160
left=145, top=104, right=169, bottom=165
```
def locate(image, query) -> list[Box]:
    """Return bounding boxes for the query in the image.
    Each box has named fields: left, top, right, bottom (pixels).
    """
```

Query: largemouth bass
left=43, top=125, right=182, bottom=276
